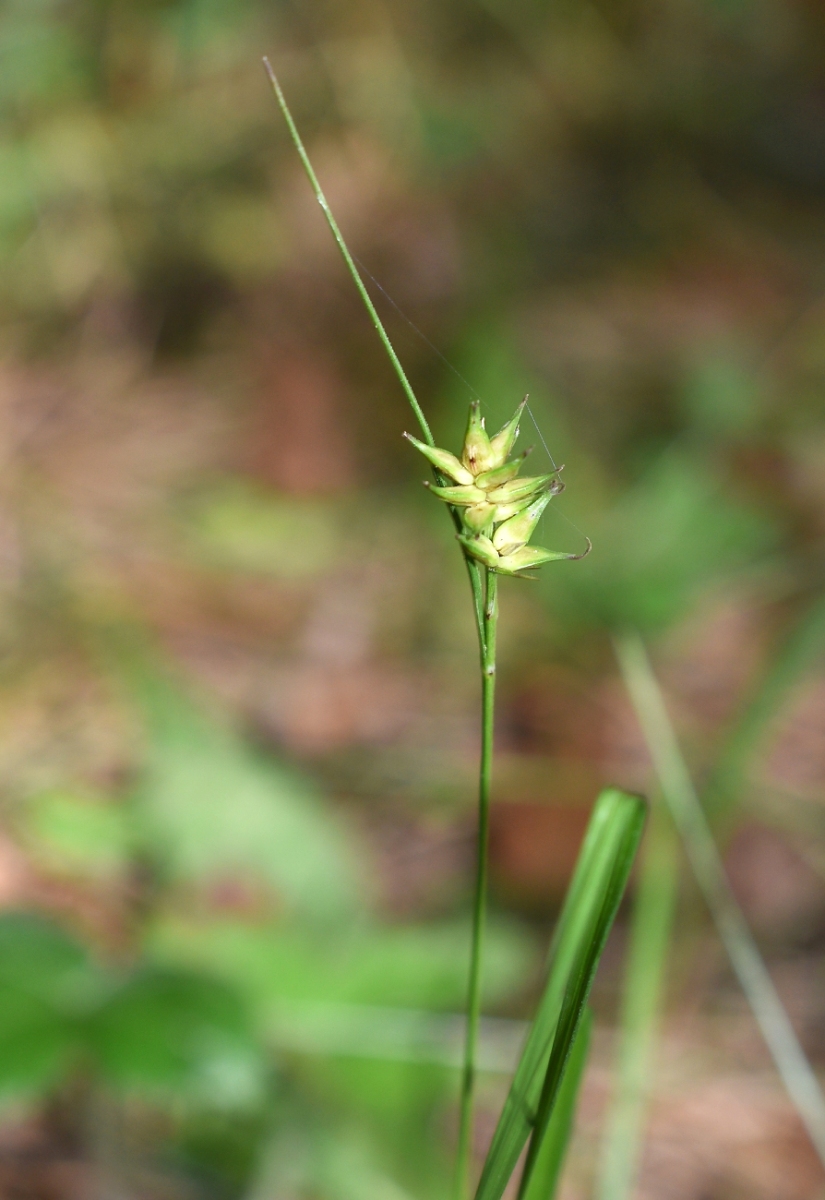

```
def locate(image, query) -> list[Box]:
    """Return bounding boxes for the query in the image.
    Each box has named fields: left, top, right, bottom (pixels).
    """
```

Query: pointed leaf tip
left=492, top=490, right=555, bottom=556
left=405, top=431, right=475, bottom=484
left=488, top=396, right=529, bottom=469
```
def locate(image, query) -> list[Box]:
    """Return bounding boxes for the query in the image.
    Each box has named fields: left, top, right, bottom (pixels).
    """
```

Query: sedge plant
left=264, top=59, right=644, bottom=1200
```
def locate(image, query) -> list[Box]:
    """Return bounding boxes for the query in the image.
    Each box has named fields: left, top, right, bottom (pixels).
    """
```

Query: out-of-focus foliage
left=183, top=480, right=345, bottom=579
left=0, top=913, right=98, bottom=1095
left=91, top=965, right=263, bottom=1102
left=547, top=449, right=775, bottom=633
left=0, top=649, right=536, bottom=1196
left=0, top=911, right=263, bottom=1104
left=126, top=659, right=361, bottom=922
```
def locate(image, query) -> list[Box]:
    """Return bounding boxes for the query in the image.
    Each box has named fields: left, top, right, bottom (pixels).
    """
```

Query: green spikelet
left=457, top=533, right=500, bottom=569
left=463, top=502, right=498, bottom=535
left=405, top=399, right=588, bottom=577
left=496, top=539, right=592, bottom=575
left=474, top=449, right=531, bottom=491
left=492, top=491, right=554, bottom=556
left=487, top=396, right=527, bottom=469
left=403, top=432, right=474, bottom=485
left=492, top=476, right=564, bottom=523
left=486, top=474, right=559, bottom=505
left=424, top=482, right=487, bottom=505
left=461, top=401, right=495, bottom=475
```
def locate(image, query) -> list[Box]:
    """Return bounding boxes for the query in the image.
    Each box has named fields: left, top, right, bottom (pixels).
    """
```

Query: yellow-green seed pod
left=492, top=477, right=564, bottom=523
left=424, top=481, right=487, bottom=506
left=492, top=490, right=554, bottom=556
left=457, top=533, right=500, bottom=569
left=463, top=502, right=497, bottom=534
left=496, top=539, right=592, bottom=576
left=486, top=473, right=558, bottom=505
left=403, top=432, right=474, bottom=485
left=474, top=449, right=531, bottom=491
left=487, top=396, right=527, bottom=469
left=461, top=400, right=495, bottom=475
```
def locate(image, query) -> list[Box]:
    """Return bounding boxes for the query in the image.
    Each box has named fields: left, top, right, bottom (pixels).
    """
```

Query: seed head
left=405, top=399, right=588, bottom=576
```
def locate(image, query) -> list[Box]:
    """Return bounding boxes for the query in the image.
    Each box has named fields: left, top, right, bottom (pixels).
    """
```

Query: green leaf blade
left=519, top=1008, right=592, bottom=1200
left=595, top=806, right=679, bottom=1200
left=90, top=966, right=264, bottom=1105
left=475, top=788, right=646, bottom=1200
left=519, top=793, right=646, bottom=1198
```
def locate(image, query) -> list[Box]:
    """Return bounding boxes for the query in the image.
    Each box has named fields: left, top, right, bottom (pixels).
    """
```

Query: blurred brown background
left=1, top=0, right=825, bottom=1197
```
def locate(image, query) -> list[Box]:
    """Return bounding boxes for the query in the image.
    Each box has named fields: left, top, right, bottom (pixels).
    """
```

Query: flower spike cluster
left=405, top=398, right=590, bottom=576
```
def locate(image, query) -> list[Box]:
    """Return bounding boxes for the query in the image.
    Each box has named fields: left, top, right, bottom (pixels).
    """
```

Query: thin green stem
left=463, top=555, right=487, bottom=654
left=263, top=58, right=433, bottom=447
left=265, top=62, right=493, bottom=1183
left=614, top=630, right=825, bottom=1170
left=263, top=58, right=486, bottom=642
left=456, top=568, right=498, bottom=1200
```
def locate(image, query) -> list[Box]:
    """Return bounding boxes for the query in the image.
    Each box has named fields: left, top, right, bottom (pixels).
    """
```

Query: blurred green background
left=1, top=0, right=825, bottom=1197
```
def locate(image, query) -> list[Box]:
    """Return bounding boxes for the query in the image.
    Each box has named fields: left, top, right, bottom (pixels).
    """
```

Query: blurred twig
left=615, top=631, right=825, bottom=1169
left=706, top=593, right=825, bottom=815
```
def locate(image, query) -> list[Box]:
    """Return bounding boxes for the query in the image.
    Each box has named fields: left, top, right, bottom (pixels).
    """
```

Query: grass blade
left=262, top=58, right=434, bottom=449
left=475, top=788, right=646, bottom=1200
left=595, top=804, right=679, bottom=1200
left=517, top=794, right=646, bottom=1199
left=614, top=630, right=825, bottom=1169
left=262, top=58, right=486, bottom=643
left=519, top=1008, right=592, bottom=1200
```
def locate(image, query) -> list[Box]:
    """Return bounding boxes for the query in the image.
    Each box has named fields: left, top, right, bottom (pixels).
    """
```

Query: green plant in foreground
left=264, top=58, right=644, bottom=1200
left=406, top=402, right=589, bottom=1195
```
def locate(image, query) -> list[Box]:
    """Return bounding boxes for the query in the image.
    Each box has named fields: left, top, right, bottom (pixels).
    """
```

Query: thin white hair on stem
left=352, top=252, right=486, bottom=406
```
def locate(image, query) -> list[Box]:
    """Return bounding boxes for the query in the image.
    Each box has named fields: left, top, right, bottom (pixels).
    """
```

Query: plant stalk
left=263, top=58, right=486, bottom=643
left=263, top=58, right=433, bottom=447
left=456, top=568, right=498, bottom=1200
left=264, top=61, right=497, bottom=1188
